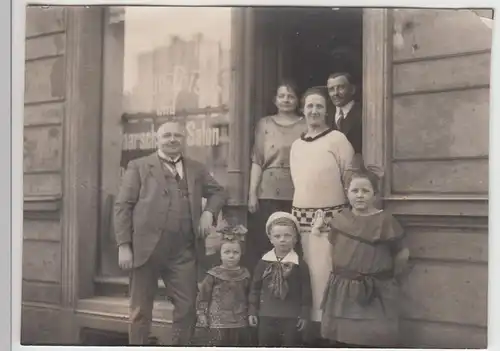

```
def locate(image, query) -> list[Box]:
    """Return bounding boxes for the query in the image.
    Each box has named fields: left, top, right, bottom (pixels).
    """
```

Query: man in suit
left=114, top=120, right=228, bottom=345
left=326, top=72, right=362, bottom=154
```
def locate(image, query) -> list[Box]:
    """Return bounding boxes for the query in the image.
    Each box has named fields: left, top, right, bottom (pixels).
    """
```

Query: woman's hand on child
left=248, top=315, right=258, bottom=327
left=297, top=318, right=307, bottom=331
left=311, top=210, right=326, bottom=235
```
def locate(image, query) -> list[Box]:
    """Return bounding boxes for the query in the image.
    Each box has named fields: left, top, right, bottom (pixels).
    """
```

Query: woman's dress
left=290, top=128, right=354, bottom=322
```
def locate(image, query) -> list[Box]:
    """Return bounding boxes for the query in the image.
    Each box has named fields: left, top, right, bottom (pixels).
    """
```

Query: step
left=76, top=296, right=174, bottom=345
left=77, top=296, right=174, bottom=322
left=94, top=276, right=169, bottom=298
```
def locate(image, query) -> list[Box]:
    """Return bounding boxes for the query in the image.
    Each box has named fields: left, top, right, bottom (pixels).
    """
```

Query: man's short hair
left=327, top=72, right=354, bottom=85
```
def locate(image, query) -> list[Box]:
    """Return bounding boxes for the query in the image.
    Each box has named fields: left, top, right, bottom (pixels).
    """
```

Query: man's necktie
left=161, top=156, right=182, bottom=181
left=337, top=108, right=344, bottom=131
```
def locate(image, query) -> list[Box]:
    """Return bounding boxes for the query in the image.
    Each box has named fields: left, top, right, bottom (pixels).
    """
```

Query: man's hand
left=248, top=315, right=258, bottom=327
left=118, top=244, right=133, bottom=270
left=198, top=211, right=214, bottom=239
left=297, top=318, right=307, bottom=331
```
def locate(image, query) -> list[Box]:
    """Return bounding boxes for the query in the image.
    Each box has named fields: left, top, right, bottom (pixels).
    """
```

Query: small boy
left=248, top=211, right=312, bottom=347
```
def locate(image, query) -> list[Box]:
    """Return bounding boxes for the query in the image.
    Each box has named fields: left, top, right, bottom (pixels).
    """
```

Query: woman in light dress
left=289, top=86, right=354, bottom=346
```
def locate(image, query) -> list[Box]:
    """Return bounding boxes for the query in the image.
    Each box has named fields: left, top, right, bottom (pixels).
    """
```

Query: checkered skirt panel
left=292, top=204, right=348, bottom=228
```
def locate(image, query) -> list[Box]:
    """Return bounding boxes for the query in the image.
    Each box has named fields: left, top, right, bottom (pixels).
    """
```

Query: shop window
left=99, top=7, right=233, bottom=277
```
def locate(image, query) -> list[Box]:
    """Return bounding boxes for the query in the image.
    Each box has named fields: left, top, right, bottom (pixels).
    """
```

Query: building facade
left=22, top=6, right=491, bottom=347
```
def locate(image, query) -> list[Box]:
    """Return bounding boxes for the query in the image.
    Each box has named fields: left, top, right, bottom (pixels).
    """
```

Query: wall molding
left=385, top=196, right=488, bottom=218
left=24, top=195, right=62, bottom=213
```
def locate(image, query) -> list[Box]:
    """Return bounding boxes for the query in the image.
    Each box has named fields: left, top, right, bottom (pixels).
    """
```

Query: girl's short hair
left=220, top=236, right=243, bottom=251
left=343, top=154, right=384, bottom=193
left=300, top=86, right=329, bottom=109
left=218, top=226, right=247, bottom=253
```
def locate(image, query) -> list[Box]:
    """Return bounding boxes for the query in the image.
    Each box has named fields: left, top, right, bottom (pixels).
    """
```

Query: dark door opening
left=280, top=7, right=363, bottom=99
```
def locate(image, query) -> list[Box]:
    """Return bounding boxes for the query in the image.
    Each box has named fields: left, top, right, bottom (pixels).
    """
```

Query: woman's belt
left=292, top=204, right=348, bottom=228
left=331, top=266, right=393, bottom=307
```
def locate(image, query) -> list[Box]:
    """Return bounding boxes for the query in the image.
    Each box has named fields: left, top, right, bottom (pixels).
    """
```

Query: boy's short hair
left=265, top=211, right=300, bottom=237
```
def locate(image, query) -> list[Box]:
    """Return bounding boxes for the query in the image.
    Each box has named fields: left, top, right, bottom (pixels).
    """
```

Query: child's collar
left=262, top=249, right=299, bottom=265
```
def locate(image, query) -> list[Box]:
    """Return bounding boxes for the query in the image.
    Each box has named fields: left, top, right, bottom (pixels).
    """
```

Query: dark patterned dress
left=320, top=209, right=408, bottom=347
left=196, top=265, right=251, bottom=346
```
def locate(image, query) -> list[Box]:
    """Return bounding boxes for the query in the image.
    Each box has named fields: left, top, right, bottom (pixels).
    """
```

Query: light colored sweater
left=290, top=129, right=354, bottom=209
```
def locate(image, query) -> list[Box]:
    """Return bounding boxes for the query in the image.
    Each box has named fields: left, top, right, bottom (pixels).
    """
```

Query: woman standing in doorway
left=245, top=80, right=307, bottom=274
left=290, top=86, right=354, bottom=346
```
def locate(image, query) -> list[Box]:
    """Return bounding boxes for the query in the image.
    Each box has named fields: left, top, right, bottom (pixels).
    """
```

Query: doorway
left=252, top=7, right=363, bottom=117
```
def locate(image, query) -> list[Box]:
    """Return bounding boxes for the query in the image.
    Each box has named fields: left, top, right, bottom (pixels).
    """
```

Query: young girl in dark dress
left=313, top=155, right=410, bottom=348
left=196, top=232, right=251, bottom=346
left=248, top=211, right=312, bottom=347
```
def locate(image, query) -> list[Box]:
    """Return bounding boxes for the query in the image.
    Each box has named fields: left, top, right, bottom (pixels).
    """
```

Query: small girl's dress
left=320, top=209, right=407, bottom=347
left=196, top=265, right=251, bottom=346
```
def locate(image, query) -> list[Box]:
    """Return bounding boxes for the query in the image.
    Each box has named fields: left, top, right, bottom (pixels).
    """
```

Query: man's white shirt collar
left=335, top=100, right=355, bottom=122
left=262, top=249, right=299, bottom=265
left=157, top=150, right=184, bottom=179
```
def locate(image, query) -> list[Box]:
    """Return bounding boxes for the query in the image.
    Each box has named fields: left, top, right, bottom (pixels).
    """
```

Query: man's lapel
left=147, top=153, right=169, bottom=191
left=340, top=102, right=360, bottom=135
left=183, top=158, right=198, bottom=222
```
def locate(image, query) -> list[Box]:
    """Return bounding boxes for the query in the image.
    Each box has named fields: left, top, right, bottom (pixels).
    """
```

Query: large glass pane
left=100, top=6, right=232, bottom=277
left=120, top=7, right=232, bottom=181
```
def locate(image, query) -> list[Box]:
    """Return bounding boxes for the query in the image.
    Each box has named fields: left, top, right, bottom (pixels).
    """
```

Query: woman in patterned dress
left=245, top=80, right=307, bottom=273
left=289, top=86, right=354, bottom=346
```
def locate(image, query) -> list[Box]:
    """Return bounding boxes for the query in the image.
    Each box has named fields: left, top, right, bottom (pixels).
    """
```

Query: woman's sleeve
left=251, top=118, right=266, bottom=166
left=334, top=133, right=355, bottom=180
left=289, top=140, right=298, bottom=185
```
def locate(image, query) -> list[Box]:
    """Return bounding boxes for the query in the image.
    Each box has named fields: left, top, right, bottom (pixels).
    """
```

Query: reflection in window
left=100, top=7, right=234, bottom=278
left=109, top=6, right=233, bottom=186
left=118, top=7, right=232, bottom=115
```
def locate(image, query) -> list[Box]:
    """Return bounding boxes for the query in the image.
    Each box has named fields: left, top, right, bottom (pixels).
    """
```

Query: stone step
left=94, top=276, right=170, bottom=298
left=76, top=296, right=174, bottom=345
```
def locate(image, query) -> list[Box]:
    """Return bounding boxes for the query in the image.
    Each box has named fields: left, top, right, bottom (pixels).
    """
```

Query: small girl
left=248, top=211, right=312, bottom=347
left=314, top=155, right=410, bottom=348
left=196, top=230, right=251, bottom=346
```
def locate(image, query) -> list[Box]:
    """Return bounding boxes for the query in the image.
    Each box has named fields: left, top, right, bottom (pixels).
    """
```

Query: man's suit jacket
left=114, top=152, right=228, bottom=268
left=327, top=101, right=363, bottom=155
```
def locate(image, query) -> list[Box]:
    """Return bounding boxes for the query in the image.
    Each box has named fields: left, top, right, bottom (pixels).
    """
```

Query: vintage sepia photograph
left=20, top=4, right=492, bottom=348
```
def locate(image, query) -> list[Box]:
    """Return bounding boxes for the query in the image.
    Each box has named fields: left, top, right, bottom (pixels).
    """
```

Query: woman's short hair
left=276, top=79, right=300, bottom=99
left=300, top=86, right=329, bottom=109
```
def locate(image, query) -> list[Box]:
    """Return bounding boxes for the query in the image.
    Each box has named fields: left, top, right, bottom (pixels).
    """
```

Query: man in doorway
left=114, top=120, right=228, bottom=346
left=326, top=72, right=362, bottom=154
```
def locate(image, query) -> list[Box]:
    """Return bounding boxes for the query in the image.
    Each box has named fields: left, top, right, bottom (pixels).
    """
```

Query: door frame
left=361, top=8, right=392, bottom=200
